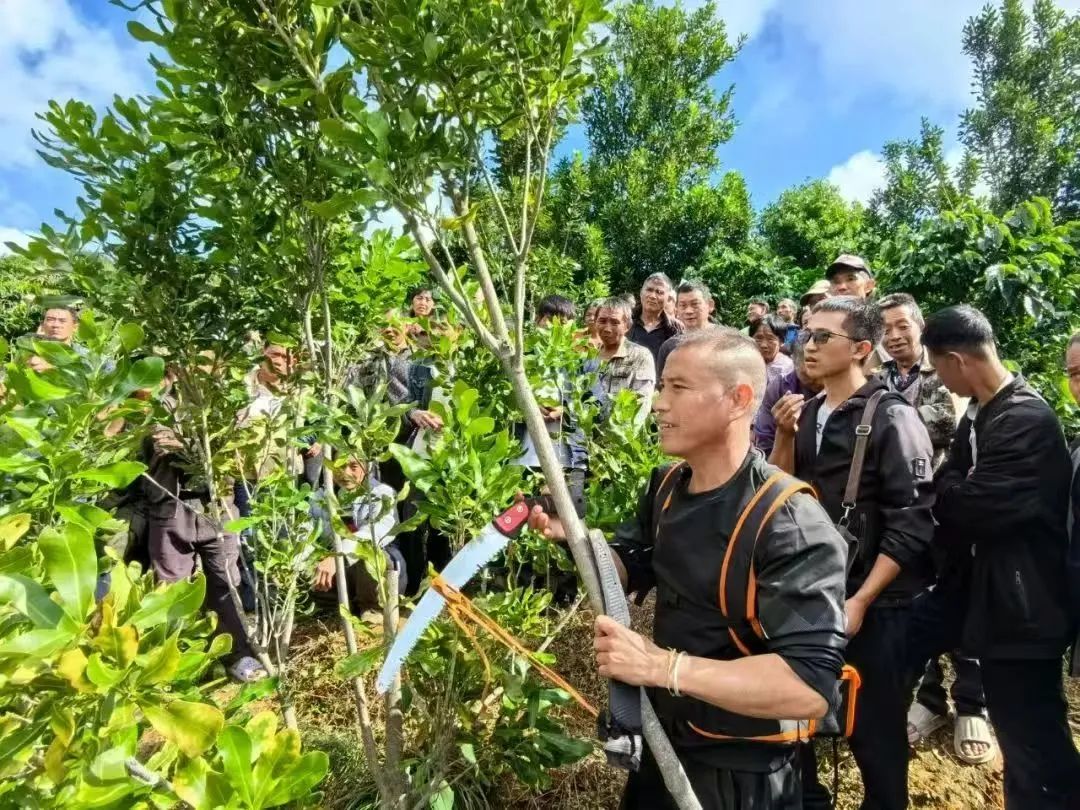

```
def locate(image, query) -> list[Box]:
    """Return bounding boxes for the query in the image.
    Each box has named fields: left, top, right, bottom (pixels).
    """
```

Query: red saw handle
left=492, top=501, right=533, bottom=537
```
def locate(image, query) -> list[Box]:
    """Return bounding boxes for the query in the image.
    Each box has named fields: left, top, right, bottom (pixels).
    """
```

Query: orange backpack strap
left=650, top=461, right=688, bottom=540
left=719, top=471, right=816, bottom=656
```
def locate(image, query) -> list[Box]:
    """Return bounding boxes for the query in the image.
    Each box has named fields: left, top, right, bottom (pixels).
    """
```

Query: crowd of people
left=526, top=255, right=1080, bottom=809
left=16, top=251, right=1080, bottom=809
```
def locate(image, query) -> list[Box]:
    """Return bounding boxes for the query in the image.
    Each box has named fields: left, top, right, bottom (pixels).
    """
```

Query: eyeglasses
left=798, top=328, right=857, bottom=346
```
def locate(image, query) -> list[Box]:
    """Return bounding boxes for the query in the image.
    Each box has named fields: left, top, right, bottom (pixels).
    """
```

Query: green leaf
left=0, top=627, right=75, bottom=659
left=306, top=192, right=358, bottom=220
left=127, top=21, right=164, bottom=44
left=0, top=453, right=45, bottom=475
left=71, top=461, right=146, bottom=489
left=120, top=357, right=165, bottom=395
left=0, top=574, right=64, bottom=628
left=423, top=32, right=439, bottom=63
left=459, top=742, right=477, bottom=765
left=216, top=725, right=256, bottom=806
left=117, top=322, right=144, bottom=352
left=244, top=711, right=279, bottom=759
left=19, top=368, right=73, bottom=401
left=224, top=517, right=260, bottom=534
left=94, top=619, right=139, bottom=667
left=388, top=444, right=432, bottom=483
left=86, top=652, right=127, bottom=688
left=465, top=416, right=495, bottom=437
left=174, top=755, right=213, bottom=809
left=0, top=513, right=31, bottom=550
left=0, top=718, right=48, bottom=764
left=226, top=676, right=281, bottom=711
left=142, top=699, right=224, bottom=758
left=129, top=575, right=207, bottom=631
left=56, top=502, right=114, bottom=535
left=0, top=546, right=33, bottom=576
left=263, top=751, right=330, bottom=806
left=39, top=523, right=97, bottom=621
left=336, top=647, right=381, bottom=679
left=429, top=781, right=455, bottom=810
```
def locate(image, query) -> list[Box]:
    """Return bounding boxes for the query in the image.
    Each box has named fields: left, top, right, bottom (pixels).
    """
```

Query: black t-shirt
left=629, top=315, right=679, bottom=366
left=611, top=452, right=848, bottom=771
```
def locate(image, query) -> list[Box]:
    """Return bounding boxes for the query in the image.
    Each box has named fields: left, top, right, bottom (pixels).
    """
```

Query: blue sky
left=2, top=0, right=1077, bottom=252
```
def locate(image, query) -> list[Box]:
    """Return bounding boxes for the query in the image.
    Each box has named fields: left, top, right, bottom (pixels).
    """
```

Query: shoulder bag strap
left=839, top=390, right=885, bottom=529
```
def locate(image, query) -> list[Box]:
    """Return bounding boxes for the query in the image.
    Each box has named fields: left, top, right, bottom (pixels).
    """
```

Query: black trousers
left=805, top=603, right=913, bottom=810
left=981, top=658, right=1080, bottom=809
left=908, top=586, right=1080, bottom=810
left=915, top=651, right=986, bottom=718
left=381, top=455, right=454, bottom=593
left=149, top=502, right=252, bottom=662
left=621, top=746, right=801, bottom=810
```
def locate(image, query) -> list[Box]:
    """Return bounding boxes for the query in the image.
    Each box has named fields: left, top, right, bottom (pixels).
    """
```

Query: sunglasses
left=798, top=328, right=857, bottom=346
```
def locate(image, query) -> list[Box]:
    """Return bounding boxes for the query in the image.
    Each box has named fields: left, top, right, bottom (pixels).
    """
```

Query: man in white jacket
left=311, top=458, right=405, bottom=609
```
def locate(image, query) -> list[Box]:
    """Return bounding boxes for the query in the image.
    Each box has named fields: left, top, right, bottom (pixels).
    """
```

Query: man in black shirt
left=771, top=297, right=935, bottom=810
left=628, top=272, right=683, bottom=365
left=908, top=306, right=1080, bottom=809
left=529, top=327, right=848, bottom=809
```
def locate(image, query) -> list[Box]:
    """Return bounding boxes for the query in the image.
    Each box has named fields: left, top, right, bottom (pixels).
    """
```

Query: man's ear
left=865, top=278, right=877, bottom=295
left=731, top=381, right=757, bottom=417
left=852, top=339, right=873, bottom=363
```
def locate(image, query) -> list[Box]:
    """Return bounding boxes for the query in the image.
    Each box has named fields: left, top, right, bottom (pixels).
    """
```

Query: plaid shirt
left=596, top=339, right=656, bottom=421
left=877, top=355, right=958, bottom=469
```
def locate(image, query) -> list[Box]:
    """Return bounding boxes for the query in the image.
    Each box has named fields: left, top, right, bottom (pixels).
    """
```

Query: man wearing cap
left=799, top=280, right=831, bottom=324
left=825, top=255, right=886, bottom=372
left=826, top=255, right=876, bottom=300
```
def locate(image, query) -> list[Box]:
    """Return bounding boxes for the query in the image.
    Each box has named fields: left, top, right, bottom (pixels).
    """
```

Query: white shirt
left=815, top=401, right=835, bottom=454
left=964, top=373, right=1014, bottom=468
left=339, top=482, right=398, bottom=564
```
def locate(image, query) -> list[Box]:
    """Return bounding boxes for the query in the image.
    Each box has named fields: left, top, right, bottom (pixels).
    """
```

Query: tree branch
left=400, top=209, right=504, bottom=356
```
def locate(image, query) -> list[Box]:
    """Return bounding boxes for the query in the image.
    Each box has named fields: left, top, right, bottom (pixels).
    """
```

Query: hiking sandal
left=953, top=714, right=996, bottom=765
left=907, top=702, right=946, bottom=745
left=228, top=655, right=268, bottom=683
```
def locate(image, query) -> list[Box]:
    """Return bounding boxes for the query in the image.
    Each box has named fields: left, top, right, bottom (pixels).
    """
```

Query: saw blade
left=376, top=521, right=511, bottom=694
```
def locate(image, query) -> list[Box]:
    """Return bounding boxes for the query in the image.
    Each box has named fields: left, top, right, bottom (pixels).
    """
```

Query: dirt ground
left=285, top=601, right=1080, bottom=810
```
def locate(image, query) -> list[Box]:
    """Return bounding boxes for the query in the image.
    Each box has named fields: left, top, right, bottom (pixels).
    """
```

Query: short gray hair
left=676, top=279, right=712, bottom=301
left=878, top=292, right=925, bottom=329
left=641, top=272, right=674, bottom=292
left=668, top=326, right=767, bottom=412
left=597, top=297, right=633, bottom=325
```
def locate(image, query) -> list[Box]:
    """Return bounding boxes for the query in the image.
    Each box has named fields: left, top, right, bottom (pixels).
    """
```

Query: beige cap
left=800, top=279, right=831, bottom=307
left=826, top=254, right=873, bottom=279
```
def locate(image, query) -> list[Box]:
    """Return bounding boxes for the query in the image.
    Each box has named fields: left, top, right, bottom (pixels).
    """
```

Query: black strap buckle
left=597, top=710, right=642, bottom=771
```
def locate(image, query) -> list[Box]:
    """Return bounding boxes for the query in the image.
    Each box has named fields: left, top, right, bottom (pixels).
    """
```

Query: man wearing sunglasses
left=771, top=297, right=935, bottom=810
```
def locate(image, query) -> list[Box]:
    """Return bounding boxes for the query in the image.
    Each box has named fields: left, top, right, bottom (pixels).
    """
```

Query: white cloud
left=0, top=227, right=31, bottom=256
left=657, top=0, right=781, bottom=39
left=715, top=0, right=782, bottom=39
left=775, top=1, right=979, bottom=112
left=0, top=0, right=152, bottom=169
left=761, top=1, right=1080, bottom=115
left=827, top=150, right=886, bottom=204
